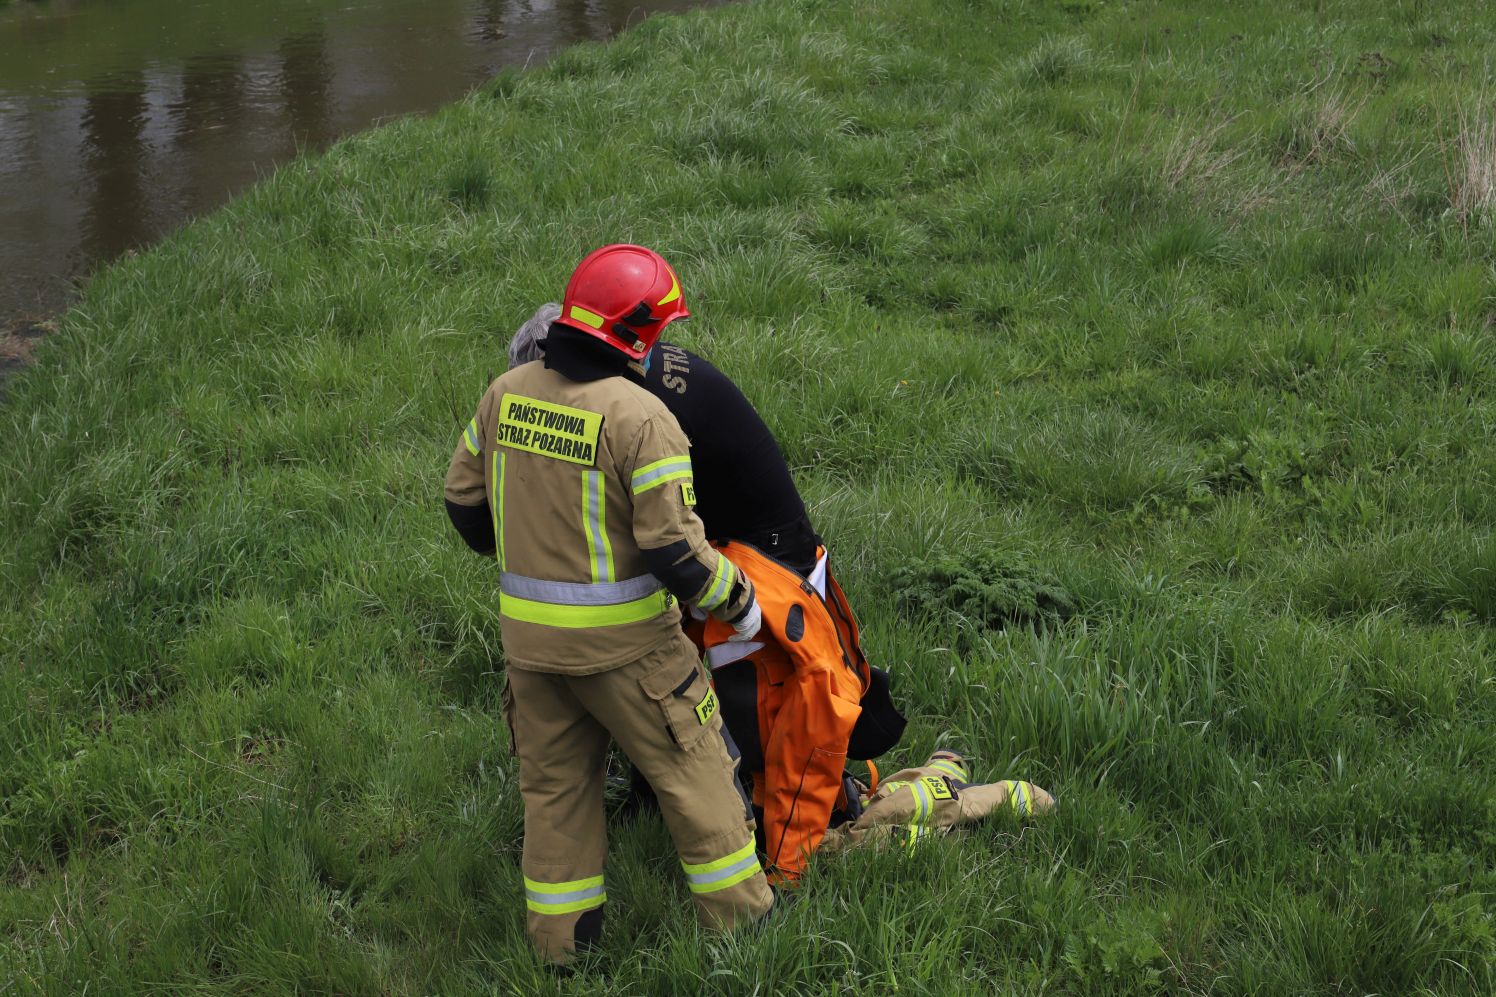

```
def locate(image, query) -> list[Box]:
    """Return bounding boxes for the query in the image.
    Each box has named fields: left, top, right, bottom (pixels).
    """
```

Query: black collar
left=543, top=325, right=630, bottom=382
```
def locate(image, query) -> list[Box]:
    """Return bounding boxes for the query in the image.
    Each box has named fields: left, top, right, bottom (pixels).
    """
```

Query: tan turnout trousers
left=505, top=630, right=772, bottom=963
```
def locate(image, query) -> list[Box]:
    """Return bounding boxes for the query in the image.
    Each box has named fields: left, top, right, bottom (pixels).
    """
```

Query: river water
left=0, top=0, right=719, bottom=330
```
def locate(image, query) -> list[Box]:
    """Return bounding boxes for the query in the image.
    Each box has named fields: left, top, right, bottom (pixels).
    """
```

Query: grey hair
left=508, top=302, right=562, bottom=369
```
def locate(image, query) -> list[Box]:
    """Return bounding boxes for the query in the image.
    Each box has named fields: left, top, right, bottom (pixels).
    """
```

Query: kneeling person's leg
left=577, top=633, right=773, bottom=929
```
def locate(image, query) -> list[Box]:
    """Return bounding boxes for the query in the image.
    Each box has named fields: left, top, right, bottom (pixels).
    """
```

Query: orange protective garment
left=699, top=542, right=871, bottom=884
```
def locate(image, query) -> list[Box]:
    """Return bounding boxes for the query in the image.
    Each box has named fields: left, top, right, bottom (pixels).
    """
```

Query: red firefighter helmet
left=555, top=244, right=690, bottom=360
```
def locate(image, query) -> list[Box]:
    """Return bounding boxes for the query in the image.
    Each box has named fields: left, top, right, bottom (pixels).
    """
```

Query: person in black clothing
left=504, top=303, right=821, bottom=577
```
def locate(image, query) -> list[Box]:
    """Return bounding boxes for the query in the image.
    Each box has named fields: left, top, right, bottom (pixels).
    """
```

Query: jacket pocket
left=639, top=660, right=718, bottom=750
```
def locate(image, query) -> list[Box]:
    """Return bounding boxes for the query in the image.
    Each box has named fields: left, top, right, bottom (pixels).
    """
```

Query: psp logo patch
left=694, top=687, right=718, bottom=725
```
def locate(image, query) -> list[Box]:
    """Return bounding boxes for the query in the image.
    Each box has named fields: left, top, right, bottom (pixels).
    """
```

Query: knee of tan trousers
left=507, top=667, right=611, bottom=964
left=574, top=635, right=774, bottom=931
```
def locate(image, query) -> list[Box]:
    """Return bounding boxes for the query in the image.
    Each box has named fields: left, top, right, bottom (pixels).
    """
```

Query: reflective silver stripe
left=500, top=572, right=662, bottom=606
left=494, top=451, right=506, bottom=569
left=707, top=641, right=765, bottom=669
left=584, top=469, right=612, bottom=582
left=524, top=882, right=605, bottom=907
left=684, top=852, right=760, bottom=890
left=930, top=759, right=967, bottom=781
left=904, top=779, right=934, bottom=853
left=632, top=458, right=692, bottom=493
left=1009, top=781, right=1031, bottom=815
left=910, top=779, right=932, bottom=825
left=699, top=554, right=733, bottom=610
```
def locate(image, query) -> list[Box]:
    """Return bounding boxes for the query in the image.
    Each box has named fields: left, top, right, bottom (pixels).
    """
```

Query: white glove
left=728, top=599, right=762, bottom=642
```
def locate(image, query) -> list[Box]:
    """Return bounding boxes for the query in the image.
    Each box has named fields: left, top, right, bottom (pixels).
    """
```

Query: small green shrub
left=891, top=551, right=1077, bottom=634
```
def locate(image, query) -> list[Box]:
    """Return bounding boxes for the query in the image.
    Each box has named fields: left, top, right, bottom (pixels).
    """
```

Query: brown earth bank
left=0, top=318, right=53, bottom=389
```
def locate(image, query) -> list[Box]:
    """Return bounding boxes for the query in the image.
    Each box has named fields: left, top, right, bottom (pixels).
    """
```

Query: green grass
left=4, top=0, right=1496, bottom=992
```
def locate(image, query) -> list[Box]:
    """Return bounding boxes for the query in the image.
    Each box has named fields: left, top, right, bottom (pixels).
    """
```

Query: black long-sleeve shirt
left=633, top=342, right=817, bottom=573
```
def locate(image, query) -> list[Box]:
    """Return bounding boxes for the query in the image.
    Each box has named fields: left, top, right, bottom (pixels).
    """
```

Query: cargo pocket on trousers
left=501, top=679, right=518, bottom=757
left=639, top=662, right=718, bottom=751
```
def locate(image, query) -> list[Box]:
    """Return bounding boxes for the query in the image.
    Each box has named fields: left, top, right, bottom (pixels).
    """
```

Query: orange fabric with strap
left=701, top=542, right=869, bottom=884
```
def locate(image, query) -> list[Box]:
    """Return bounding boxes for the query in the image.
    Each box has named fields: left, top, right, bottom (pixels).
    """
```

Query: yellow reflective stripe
left=904, top=780, right=934, bottom=853
left=493, top=451, right=507, bottom=569
left=527, top=894, right=606, bottom=915
left=464, top=418, right=481, bottom=456
left=524, top=874, right=604, bottom=894
left=682, top=840, right=757, bottom=876
left=688, top=860, right=760, bottom=894
left=598, top=488, right=614, bottom=582
left=1009, top=781, right=1032, bottom=815
left=634, top=456, right=685, bottom=478
left=568, top=305, right=605, bottom=330
left=582, top=470, right=614, bottom=583
left=632, top=456, right=692, bottom=494
left=682, top=841, right=761, bottom=894
left=698, top=554, right=733, bottom=611
left=929, top=759, right=968, bottom=781
left=523, top=875, right=606, bottom=915
left=911, top=779, right=932, bottom=825
left=501, top=590, right=668, bottom=628
left=657, top=273, right=681, bottom=306
left=634, top=468, right=691, bottom=494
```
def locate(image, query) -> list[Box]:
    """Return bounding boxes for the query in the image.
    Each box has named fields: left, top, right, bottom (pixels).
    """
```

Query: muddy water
left=0, top=0, right=720, bottom=327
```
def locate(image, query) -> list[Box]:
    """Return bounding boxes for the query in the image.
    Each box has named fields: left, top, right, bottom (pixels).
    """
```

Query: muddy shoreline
left=0, top=317, right=53, bottom=395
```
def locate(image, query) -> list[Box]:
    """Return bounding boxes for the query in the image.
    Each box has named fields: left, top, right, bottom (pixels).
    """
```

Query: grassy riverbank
left=5, top=0, right=1496, bottom=992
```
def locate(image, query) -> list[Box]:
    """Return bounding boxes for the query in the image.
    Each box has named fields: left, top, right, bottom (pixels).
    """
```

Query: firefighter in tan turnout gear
left=443, top=244, right=773, bottom=963
left=819, top=750, right=1056, bottom=855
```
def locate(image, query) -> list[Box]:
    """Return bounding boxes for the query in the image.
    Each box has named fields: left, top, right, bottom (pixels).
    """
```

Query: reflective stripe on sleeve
left=464, top=418, right=481, bottom=457
left=929, top=758, right=968, bottom=782
left=904, top=778, right=933, bottom=852
left=583, top=469, right=615, bottom=583
left=523, top=875, right=606, bottom=915
left=697, top=553, right=734, bottom=611
left=910, top=778, right=933, bottom=825
left=1006, top=781, right=1033, bottom=816
left=681, top=841, right=762, bottom=895
left=632, top=456, right=692, bottom=495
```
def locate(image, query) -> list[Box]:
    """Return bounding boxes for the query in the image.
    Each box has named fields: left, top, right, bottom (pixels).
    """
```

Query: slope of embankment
left=3, top=0, right=1496, bottom=992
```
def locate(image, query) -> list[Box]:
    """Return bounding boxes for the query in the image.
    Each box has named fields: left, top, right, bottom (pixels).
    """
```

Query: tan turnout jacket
left=445, top=360, right=753, bottom=673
